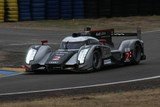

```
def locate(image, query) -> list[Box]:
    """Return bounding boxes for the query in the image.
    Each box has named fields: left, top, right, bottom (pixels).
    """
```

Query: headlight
left=26, top=48, right=37, bottom=64
left=78, top=48, right=89, bottom=64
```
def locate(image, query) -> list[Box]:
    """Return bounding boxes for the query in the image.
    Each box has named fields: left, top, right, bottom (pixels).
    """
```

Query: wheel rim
left=92, top=51, right=101, bottom=69
left=93, top=53, right=98, bottom=68
left=134, top=46, right=141, bottom=62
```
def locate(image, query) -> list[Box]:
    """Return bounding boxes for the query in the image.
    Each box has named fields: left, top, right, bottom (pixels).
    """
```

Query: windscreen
left=60, top=41, right=86, bottom=49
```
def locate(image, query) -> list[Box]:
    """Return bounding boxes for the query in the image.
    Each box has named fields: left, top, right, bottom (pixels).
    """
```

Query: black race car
left=25, top=27, right=146, bottom=72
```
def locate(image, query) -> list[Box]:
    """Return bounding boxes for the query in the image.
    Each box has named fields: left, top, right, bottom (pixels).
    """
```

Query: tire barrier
left=0, top=0, right=4, bottom=22
left=111, top=0, right=126, bottom=17
left=19, top=0, right=31, bottom=21
left=1, top=0, right=160, bottom=22
left=98, top=0, right=111, bottom=17
left=153, top=0, right=160, bottom=15
left=5, top=0, right=19, bottom=22
left=84, top=0, right=98, bottom=18
left=124, top=0, right=139, bottom=16
left=46, top=0, right=60, bottom=19
left=31, top=0, right=45, bottom=20
left=73, top=0, right=84, bottom=19
left=60, top=0, right=73, bottom=19
left=139, top=0, right=153, bottom=16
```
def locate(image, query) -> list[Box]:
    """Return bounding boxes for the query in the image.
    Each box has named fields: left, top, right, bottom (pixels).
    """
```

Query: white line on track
left=0, top=75, right=160, bottom=96
left=143, top=30, right=160, bottom=34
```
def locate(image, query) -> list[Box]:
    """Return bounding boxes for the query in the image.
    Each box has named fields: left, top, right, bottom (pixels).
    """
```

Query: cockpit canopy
left=60, top=36, right=99, bottom=49
left=60, top=41, right=86, bottom=49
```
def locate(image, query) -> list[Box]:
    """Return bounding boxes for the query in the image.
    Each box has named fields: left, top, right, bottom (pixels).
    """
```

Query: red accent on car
left=99, top=39, right=107, bottom=45
left=91, top=29, right=114, bottom=33
left=125, top=51, right=132, bottom=61
left=53, top=56, right=61, bottom=61
left=41, top=40, right=48, bottom=45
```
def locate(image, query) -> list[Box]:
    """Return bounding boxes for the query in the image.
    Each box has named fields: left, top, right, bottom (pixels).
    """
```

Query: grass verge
left=1, top=87, right=160, bottom=107
left=0, top=74, right=4, bottom=77
left=0, top=16, right=160, bottom=32
left=0, top=67, right=25, bottom=73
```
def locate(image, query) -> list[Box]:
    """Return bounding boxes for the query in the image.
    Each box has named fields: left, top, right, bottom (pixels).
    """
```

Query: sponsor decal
left=49, top=61, right=58, bottom=64
left=53, top=56, right=61, bottom=61
left=104, top=59, right=112, bottom=65
left=56, top=53, right=65, bottom=56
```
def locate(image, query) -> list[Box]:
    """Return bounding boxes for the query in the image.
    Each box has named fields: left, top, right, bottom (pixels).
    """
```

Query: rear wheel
left=131, top=44, right=142, bottom=64
left=92, top=50, right=102, bottom=71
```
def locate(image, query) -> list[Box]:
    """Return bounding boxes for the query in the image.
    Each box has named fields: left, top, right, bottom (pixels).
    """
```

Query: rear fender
left=118, top=39, right=143, bottom=53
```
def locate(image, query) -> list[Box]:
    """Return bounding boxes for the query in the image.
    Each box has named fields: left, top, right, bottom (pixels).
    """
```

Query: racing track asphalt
left=0, top=28, right=159, bottom=96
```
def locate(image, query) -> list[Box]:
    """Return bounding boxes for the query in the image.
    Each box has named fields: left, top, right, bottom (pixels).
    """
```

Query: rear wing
left=113, top=27, right=142, bottom=40
left=90, top=27, right=142, bottom=40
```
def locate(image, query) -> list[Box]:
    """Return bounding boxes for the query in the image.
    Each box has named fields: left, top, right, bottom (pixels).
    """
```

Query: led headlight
left=78, top=48, right=89, bottom=64
left=26, top=48, right=37, bottom=64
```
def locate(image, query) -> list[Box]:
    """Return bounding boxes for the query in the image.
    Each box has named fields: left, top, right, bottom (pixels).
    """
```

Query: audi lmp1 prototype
left=25, top=28, right=146, bottom=72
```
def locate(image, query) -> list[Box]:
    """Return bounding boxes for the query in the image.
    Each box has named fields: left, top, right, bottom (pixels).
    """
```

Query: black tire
left=132, top=44, right=142, bottom=65
left=92, top=50, right=102, bottom=71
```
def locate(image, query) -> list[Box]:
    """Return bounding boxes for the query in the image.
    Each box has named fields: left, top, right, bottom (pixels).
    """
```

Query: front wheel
left=92, top=50, right=102, bottom=71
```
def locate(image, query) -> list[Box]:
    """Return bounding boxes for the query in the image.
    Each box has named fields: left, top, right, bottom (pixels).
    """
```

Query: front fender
left=77, top=45, right=111, bottom=71
left=26, top=45, right=52, bottom=65
left=77, top=45, right=96, bottom=70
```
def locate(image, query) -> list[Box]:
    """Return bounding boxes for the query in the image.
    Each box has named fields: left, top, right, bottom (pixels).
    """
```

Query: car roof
left=62, top=36, right=99, bottom=42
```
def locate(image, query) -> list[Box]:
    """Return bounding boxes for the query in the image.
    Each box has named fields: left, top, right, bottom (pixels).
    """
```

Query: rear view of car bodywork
left=25, top=28, right=146, bottom=72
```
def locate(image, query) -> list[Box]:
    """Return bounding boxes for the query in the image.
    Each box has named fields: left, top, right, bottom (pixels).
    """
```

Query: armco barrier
left=19, top=0, right=31, bottom=21
left=46, top=0, right=60, bottom=19
left=31, top=0, right=45, bottom=20
left=0, top=0, right=4, bottom=22
left=5, top=0, right=19, bottom=22
left=73, top=0, right=84, bottom=19
left=60, top=0, right=73, bottom=19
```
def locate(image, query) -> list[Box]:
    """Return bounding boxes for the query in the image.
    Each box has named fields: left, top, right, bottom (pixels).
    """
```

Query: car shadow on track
left=24, top=70, right=91, bottom=75
left=23, top=63, right=147, bottom=76
left=100, top=62, right=148, bottom=72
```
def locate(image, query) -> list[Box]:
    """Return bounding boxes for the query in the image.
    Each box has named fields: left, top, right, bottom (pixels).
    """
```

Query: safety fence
left=0, top=0, right=160, bottom=22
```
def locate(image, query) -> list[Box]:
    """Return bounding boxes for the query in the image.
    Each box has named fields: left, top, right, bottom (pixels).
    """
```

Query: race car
left=24, top=27, right=146, bottom=72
